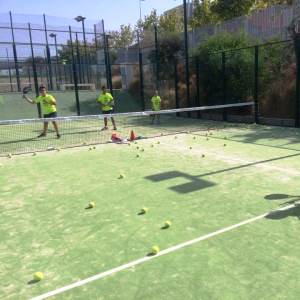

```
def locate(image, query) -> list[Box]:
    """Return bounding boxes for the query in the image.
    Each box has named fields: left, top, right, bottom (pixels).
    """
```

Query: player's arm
left=48, top=96, right=56, bottom=106
left=22, top=94, right=35, bottom=104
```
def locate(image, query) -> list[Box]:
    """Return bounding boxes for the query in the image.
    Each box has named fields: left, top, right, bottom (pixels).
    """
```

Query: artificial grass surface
left=1, top=130, right=300, bottom=299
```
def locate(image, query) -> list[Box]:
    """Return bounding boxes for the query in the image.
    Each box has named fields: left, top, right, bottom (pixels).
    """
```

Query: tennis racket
left=22, top=86, right=32, bottom=95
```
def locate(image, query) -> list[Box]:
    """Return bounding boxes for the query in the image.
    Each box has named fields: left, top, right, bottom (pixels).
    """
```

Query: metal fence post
left=196, top=56, right=200, bottom=118
left=174, top=58, right=180, bottom=116
left=222, top=52, right=227, bottom=121
left=69, top=26, right=81, bottom=116
left=9, top=11, right=21, bottom=92
left=154, top=24, right=160, bottom=89
left=6, top=48, right=13, bottom=92
left=183, top=0, right=191, bottom=113
left=28, top=23, right=41, bottom=117
left=75, top=33, right=83, bottom=84
left=295, top=33, right=300, bottom=127
left=138, top=43, right=145, bottom=111
left=254, top=46, right=259, bottom=124
left=43, top=14, right=53, bottom=90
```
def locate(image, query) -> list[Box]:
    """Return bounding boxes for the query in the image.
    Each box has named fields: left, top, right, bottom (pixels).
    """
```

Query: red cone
left=130, top=130, right=136, bottom=141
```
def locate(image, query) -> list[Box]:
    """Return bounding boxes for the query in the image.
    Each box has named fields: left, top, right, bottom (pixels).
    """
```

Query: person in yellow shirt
left=23, top=85, right=61, bottom=138
left=151, top=90, right=162, bottom=125
left=97, top=86, right=117, bottom=130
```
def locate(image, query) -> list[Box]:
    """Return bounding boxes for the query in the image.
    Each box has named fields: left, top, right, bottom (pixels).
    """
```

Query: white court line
left=31, top=203, right=296, bottom=300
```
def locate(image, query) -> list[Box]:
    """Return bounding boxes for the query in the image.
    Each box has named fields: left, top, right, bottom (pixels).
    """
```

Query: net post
left=154, top=24, right=160, bottom=89
left=9, top=11, right=21, bottom=92
left=222, top=52, right=227, bottom=121
left=28, top=22, right=42, bottom=118
left=43, top=14, right=53, bottom=90
left=254, top=45, right=259, bottom=124
left=69, top=26, right=81, bottom=116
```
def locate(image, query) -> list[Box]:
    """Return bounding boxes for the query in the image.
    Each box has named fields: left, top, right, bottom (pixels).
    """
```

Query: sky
left=0, top=0, right=184, bottom=30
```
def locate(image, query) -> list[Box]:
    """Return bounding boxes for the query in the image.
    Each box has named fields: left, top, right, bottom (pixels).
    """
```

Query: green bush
left=195, top=31, right=257, bottom=105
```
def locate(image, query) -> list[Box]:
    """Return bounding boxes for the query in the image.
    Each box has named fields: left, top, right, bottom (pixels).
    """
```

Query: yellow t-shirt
left=151, top=96, right=161, bottom=111
left=97, top=92, right=114, bottom=111
left=34, top=94, right=57, bottom=114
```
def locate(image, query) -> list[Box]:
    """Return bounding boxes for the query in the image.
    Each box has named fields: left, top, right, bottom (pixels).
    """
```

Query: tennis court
left=1, top=104, right=300, bottom=300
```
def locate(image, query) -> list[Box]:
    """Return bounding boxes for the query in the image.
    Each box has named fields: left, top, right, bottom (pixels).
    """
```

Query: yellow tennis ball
left=89, top=202, right=95, bottom=208
left=157, top=141, right=160, bottom=144
left=141, top=207, right=148, bottom=214
left=33, top=272, right=44, bottom=281
left=164, top=220, right=172, bottom=228
left=93, top=146, right=96, bottom=150
left=151, top=245, right=160, bottom=255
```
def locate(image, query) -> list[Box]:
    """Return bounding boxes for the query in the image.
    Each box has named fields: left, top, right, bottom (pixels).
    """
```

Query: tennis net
left=0, top=102, right=254, bottom=156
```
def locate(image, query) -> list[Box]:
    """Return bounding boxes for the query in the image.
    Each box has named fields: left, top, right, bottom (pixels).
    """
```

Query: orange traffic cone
left=130, top=130, right=136, bottom=141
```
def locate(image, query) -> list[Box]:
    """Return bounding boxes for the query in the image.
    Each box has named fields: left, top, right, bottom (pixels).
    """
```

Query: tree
left=189, top=0, right=219, bottom=28
left=253, top=0, right=293, bottom=9
left=211, top=0, right=254, bottom=21
left=107, top=24, right=134, bottom=48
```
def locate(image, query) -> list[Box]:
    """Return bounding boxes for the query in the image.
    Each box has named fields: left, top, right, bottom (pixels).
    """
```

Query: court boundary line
left=31, top=203, right=296, bottom=300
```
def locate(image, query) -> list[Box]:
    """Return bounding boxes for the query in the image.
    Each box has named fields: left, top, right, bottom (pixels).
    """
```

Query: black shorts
left=44, top=112, right=58, bottom=118
left=102, top=110, right=114, bottom=115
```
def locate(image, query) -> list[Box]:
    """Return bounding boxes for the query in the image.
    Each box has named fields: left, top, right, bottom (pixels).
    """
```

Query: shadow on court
left=264, top=193, right=300, bottom=221
left=145, top=152, right=300, bottom=194
left=145, top=171, right=215, bottom=194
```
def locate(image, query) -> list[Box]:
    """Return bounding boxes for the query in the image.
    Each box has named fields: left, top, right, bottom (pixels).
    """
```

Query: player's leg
left=150, top=114, right=155, bottom=124
left=101, top=117, right=108, bottom=130
left=52, top=121, right=61, bottom=138
left=156, top=113, right=160, bottom=124
left=111, top=117, right=117, bottom=130
left=38, top=122, right=48, bottom=137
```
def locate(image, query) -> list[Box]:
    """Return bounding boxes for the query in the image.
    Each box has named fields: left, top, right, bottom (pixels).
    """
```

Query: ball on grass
left=7, top=153, right=12, bottom=158
left=193, top=136, right=196, bottom=140
left=141, top=148, right=145, bottom=152
left=206, top=138, right=209, bottom=141
left=93, top=146, right=96, bottom=150
left=136, top=154, right=140, bottom=158
left=33, top=272, right=44, bottom=281
left=151, top=245, right=160, bottom=255
left=202, top=154, right=205, bottom=158
left=140, top=207, right=148, bottom=214
left=118, top=174, right=125, bottom=179
left=223, top=144, right=227, bottom=147
left=88, top=202, right=95, bottom=208
left=136, top=146, right=139, bottom=150
left=157, top=141, right=160, bottom=144
left=164, top=220, right=172, bottom=228
left=189, top=146, right=192, bottom=150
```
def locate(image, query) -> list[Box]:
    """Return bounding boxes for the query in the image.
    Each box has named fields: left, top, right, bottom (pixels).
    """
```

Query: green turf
left=1, top=127, right=300, bottom=299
